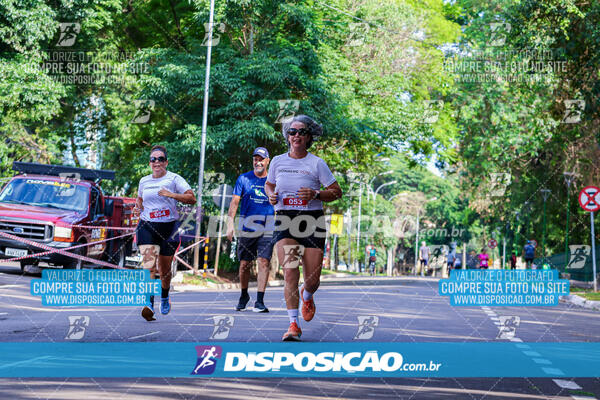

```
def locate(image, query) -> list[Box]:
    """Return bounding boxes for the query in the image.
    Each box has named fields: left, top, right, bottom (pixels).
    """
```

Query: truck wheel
left=20, top=260, right=38, bottom=275
left=113, top=245, right=126, bottom=269
left=64, top=244, right=86, bottom=270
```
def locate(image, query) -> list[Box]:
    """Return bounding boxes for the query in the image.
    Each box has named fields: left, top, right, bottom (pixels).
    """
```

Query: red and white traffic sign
left=488, top=239, right=498, bottom=249
left=579, top=186, right=600, bottom=212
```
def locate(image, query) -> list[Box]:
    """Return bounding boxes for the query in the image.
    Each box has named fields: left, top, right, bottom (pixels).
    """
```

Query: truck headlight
left=54, top=226, right=73, bottom=242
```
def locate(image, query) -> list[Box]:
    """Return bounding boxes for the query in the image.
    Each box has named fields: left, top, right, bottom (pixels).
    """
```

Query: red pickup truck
left=0, top=162, right=138, bottom=272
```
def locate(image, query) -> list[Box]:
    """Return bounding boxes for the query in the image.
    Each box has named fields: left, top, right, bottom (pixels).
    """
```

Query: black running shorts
left=273, top=209, right=326, bottom=250
left=136, top=219, right=180, bottom=256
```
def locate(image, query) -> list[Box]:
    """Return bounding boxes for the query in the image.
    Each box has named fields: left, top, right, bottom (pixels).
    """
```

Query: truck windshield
left=0, top=178, right=89, bottom=213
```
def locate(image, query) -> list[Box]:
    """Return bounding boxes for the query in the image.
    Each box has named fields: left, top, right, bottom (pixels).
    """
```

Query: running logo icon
left=354, top=316, right=379, bottom=340
left=209, top=316, right=234, bottom=340
left=56, top=22, right=80, bottom=47
left=562, top=100, right=585, bottom=124
left=282, top=244, right=305, bottom=269
left=346, top=22, right=369, bottom=47
left=567, top=245, right=590, bottom=269
left=276, top=99, right=300, bottom=124
left=191, top=345, right=222, bottom=375
left=489, top=23, right=511, bottom=46
left=58, top=172, right=81, bottom=196
left=489, top=173, right=511, bottom=197
left=131, top=100, right=155, bottom=124
left=423, top=100, right=443, bottom=123
left=497, top=316, right=520, bottom=339
left=201, top=23, right=225, bottom=47
left=65, top=316, right=90, bottom=340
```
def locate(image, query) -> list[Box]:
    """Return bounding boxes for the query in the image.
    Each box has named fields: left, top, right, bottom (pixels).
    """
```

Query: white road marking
left=533, top=358, right=552, bottom=365
left=553, top=379, right=582, bottom=390
left=542, top=367, right=564, bottom=375
left=128, top=331, right=160, bottom=340
left=0, top=356, right=53, bottom=369
left=571, top=396, right=597, bottom=400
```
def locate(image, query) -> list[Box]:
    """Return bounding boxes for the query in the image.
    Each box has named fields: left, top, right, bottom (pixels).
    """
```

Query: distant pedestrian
left=447, top=245, right=457, bottom=273
left=419, top=241, right=430, bottom=274
left=524, top=241, right=535, bottom=269
left=478, top=248, right=490, bottom=269
left=510, top=253, right=517, bottom=270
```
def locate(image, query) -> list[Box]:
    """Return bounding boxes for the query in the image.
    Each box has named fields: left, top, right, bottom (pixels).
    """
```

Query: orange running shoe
left=282, top=321, right=302, bottom=341
left=300, top=286, right=316, bottom=322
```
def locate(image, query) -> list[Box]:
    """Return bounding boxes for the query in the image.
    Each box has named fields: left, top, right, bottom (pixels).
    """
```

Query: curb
left=173, top=275, right=440, bottom=292
left=560, top=294, right=600, bottom=311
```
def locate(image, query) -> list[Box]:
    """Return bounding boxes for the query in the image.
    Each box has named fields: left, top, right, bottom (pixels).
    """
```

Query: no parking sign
left=578, top=186, right=600, bottom=292
left=579, top=186, right=600, bottom=212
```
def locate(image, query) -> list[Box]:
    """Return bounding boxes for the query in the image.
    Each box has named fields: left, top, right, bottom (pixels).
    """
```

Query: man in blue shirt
left=524, top=241, right=535, bottom=269
left=227, top=147, right=275, bottom=312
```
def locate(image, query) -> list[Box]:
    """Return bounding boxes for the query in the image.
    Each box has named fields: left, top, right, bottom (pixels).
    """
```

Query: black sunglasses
left=150, top=156, right=167, bottom=163
left=287, top=128, right=309, bottom=136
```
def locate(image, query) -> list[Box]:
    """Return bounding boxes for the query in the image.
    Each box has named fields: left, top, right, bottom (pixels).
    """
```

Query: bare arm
left=226, top=195, right=241, bottom=241
left=297, top=181, right=343, bottom=202
left=158, top=188, right=196, bottom=204
left=134, top=196, right=143, bottom=216
left=265, top=181, right=278, bottom=205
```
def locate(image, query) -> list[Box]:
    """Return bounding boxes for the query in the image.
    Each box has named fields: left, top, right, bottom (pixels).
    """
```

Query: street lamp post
left=372, top=180, right=397, bottom=215
left=513, top=210, right=520, bottom=257
left=563, top=172, right=576, bottom=269
left=193, top=0, right=216, bottom=275
left=356, top=182, right=363, bottom=272
left=540, top=189, right=551, bottom=264
left=414, top=208, right=420, bottom=276
left=369, top=170, right=394, bottom=202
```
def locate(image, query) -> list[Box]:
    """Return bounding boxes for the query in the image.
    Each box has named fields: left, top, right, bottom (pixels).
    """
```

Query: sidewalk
left=560, top=294, right=600, bottom=311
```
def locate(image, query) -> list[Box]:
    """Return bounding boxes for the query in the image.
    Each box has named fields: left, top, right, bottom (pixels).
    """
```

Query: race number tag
left=150, top=209, right=170, bottom=219
left=283, top=197, right=307, bottom=207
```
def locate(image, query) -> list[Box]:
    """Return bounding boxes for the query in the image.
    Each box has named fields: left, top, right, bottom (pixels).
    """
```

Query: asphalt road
left=0, top=263, right=599, bottom=399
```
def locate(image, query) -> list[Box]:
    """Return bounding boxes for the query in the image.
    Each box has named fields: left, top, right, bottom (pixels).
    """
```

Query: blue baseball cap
left=253, top=147, right=269, bottom=159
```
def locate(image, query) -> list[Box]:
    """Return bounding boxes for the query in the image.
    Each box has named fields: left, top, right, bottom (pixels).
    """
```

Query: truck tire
left=114, top=245, right=126, bottom=269
left=20, top=260, right=38, bottom=275
left=104, top=240, right=126, bottom=269
left=64, top=242, right=86, bottom=270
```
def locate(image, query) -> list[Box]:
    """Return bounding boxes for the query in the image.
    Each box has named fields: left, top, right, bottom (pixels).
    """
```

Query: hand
left=297, top=187, right=315, bottom=201
left=133, top=203, right=143, bottom=216
left=227, top=226, right=234, bottom=241
left=268, top=191, right=278, bottom=205
left=158, top=188, right=172, bottom=198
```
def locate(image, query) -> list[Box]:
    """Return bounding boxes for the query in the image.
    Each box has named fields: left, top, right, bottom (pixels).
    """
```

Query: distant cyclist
left=524, top=241, right=535, bottom=268
left=135, top=145, right=196, bottom=321
left=265, top=115, right=343, bottom=341
left=227, top=147, right=274, bottom=313
left=368, top=245, right=377, bottom=276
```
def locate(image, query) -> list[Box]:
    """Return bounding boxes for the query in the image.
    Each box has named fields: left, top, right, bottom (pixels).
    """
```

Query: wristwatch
left=314, top=190, right=321, bottom=200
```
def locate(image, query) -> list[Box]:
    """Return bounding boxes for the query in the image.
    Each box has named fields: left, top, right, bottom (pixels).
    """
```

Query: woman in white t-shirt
left=265, top=115, right=342, bottom=341
left=134, top=145, right=196, bottom=321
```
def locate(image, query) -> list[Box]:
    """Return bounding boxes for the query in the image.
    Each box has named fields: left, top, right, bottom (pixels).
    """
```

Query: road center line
left=128, top=331, right=160, bottom=340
